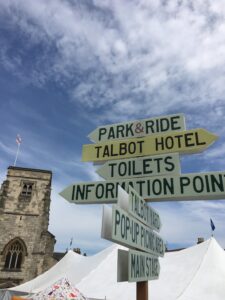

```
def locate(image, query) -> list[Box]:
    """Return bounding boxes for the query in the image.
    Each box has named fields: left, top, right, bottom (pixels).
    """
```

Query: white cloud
left=152, top=200, right=225, bottom=247
left=1, top=0, right=225, bottom=252
left=1, top=0, right=225, bottom=126
left=49, top=185, right=110, bottom=254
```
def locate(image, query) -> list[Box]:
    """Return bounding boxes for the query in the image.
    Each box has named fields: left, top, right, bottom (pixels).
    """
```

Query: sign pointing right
left=82, top=128, right=218, bottom=162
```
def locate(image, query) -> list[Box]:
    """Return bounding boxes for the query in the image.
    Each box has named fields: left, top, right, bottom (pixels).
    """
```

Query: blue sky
left=1, top=0, right=225, bottom=255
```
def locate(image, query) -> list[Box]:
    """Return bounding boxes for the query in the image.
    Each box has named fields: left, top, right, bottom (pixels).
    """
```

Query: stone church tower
left=0, top=166, right=56, bottom=287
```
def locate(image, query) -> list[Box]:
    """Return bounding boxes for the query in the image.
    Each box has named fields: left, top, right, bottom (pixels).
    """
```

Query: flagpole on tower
left=14, top=134, right=22, bottom=167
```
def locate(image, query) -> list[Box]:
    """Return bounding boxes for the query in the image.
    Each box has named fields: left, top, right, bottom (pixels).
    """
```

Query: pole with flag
left=14, top=134, right=22, bottom=167
left=69, top=237, right=73, bottom=250
left=210, top=218, right=216, bottom=237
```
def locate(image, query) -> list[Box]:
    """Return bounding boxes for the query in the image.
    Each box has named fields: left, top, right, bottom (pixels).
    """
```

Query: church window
left=4, top=241, right=24, bottom=270
left=21, top=183, right=33, bottom=196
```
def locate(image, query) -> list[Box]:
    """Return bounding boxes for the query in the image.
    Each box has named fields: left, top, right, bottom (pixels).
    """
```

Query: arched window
left=4, top=240, right=25, bottom=270
left=21, top=183, right=33, bottom=196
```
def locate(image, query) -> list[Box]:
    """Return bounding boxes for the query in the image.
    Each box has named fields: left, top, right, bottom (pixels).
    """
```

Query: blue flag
left=210, top=219, right=215, bottom=231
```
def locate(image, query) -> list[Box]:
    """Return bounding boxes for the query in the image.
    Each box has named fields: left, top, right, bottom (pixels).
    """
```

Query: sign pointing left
left=59, top=171, right=225, bottom=204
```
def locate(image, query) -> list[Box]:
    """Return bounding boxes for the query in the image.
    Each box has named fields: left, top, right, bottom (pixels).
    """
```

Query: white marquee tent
left=10, top=238, right=225, bottom=300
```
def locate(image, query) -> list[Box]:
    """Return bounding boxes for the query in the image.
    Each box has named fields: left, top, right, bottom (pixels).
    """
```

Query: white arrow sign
left=117, top=186, right=161, bottom=232
left=96, top=153, right=181, bottom=180
left=101, top=205, right=165, bottom=257
left=117, top=249, right=160, bottom=282
left=88, top=113, right=186, bottom=143
left=60, top=171, right=225, bottom=204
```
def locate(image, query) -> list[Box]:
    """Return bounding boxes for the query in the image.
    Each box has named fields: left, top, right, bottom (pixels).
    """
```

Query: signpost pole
left=137, top=281, right=148, bottom=300
left=137, top=196, right=149, bottom=300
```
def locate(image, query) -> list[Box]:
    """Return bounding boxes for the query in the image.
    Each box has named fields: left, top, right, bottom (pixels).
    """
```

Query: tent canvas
left=30, top=277, right=86, bottom=300
left=10, top=238, right=225, bottom=300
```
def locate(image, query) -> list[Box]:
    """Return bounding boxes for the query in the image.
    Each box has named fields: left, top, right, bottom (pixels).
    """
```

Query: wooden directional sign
left=116, top=186, right=161, bottom=232
left=96, top=153, right=180, bottom=180
left=129, top=186, right=161, bottom=232
left=102, top=205, right=165, bottom=257
left=82, top=128, right=218, bottom=162
left=88, top=113, right=185, bottom=143
left=117, top=249, right=160, bottom=282
left=129, top=250, right=160, bottom=282
left=59, top=171, right=225, bottom=204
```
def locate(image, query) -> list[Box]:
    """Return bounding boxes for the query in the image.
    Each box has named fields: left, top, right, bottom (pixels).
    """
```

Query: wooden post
left=137, top=281, right=148, bottom=300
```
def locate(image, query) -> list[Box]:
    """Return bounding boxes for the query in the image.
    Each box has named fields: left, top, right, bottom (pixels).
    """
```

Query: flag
left=69, top=237, right=73, bottom=247
left=16, top=134, right=22, bottom=145
left=210, top=218, right=215, bottom=231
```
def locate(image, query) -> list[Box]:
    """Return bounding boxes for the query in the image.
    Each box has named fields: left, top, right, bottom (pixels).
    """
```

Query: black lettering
left=126, top=123, right=134, bottom=136
left=106, top=183, right=115, bottom=198
left=154, top=157, right=163, bottom=173
left=108, top=127, right=115, bottom=139
left=118, top=162, right=127, bottom=177
left=137, top=140, right=144, bottom=153
left=136, top=180, right=145, bottom=195
left=114, top=209, right=120, bottom=235
left=99, top=128, right=106, bottom=141
left=103, top=145, right=110, bottom=157
left=143, top=158, right=153, bottom=175
left=163, top=178, right=174, bottom=195
left=111, top=144, right=118, bottom=157
left=76, top=185, right=85, bottom=200
left=165, top=136, right=174, bottom=149
left=171, top=115, right=181, bottom=130
left=195, top=132, right=206, bottom=146
left=184, top=133, right=194, bottom=147
left=180, top=177, right=190, bottom=194
left=174, top=134, right=183, bottom=148
left=128, top=142, right=136, bottom=154
left=131, top=254, right=136, bottom=278
left=146, top=257, right=150, bottom=276
left=117, top=125, right=125, bottom=139
left=205, top=175, right=210, bottom=192
left=155, top=137, right=164, bottom=151
left=109, top=163, right=116, bottom=178
left=95, top=184, right=104, bottom=199
left=152, top=179, right=162, bottom=195
left=133, top=161, right=142, bottom=176
left=120, top=143, right=127, bottom=155
left=121, top=214, right=126, bottom=238
left=160, top=118, right=170, bottom=132
left=193, top=176, right=204, bottom=193
left=165, top=156, right=175, bottom=172
left=145, top=120, right=154, bottom=134
left=141, top=255, right=145, bottom=277
left=211, top=174, right=224, bottom=192
left=85, top=184, right=94, bottom=199
left=95, top=146, right=102, bottom=158
left=72, top=185, right=75, bottom=200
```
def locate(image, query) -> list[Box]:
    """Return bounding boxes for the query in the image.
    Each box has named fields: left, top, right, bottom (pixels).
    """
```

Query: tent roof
left=13, top=244, right=115, bottom=294
left=31, top=277, right=86, bottom=300
left=11, top=238, right=225, bottom=300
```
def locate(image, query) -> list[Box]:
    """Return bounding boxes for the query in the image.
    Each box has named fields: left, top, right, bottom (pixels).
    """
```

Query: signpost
left=82, top=128, right=218, bottom=162
left=101, top=186, right=164, bottom=300
left=96, top=153, right=181, bottom=180
left=129, top=249, right=160, bottom=282
left=59, top=171, right=225, bottom=204
left=116, top=185, right=161, bottom=232
left=59, top=112, right=221, bottom=300
left=88, top=113, right=186, bottom=142
left=111, top=205, right=164, bottom=256
left=117, top=249, right=160, bottom=282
